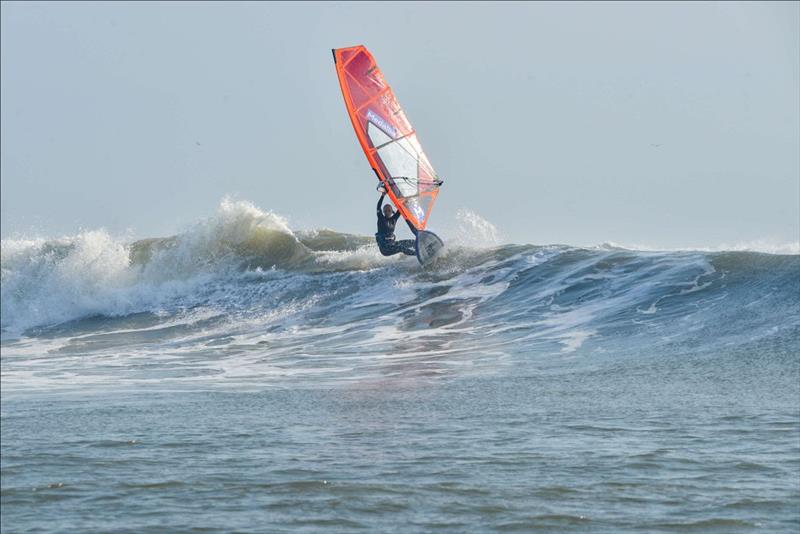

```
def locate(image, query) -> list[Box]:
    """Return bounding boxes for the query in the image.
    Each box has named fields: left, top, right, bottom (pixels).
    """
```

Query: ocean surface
left=2, top=200, right=799, bottom=532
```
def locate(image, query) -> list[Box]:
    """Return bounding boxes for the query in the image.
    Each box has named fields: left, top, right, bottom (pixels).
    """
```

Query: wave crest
left=2, top=199, right=798, bottom=336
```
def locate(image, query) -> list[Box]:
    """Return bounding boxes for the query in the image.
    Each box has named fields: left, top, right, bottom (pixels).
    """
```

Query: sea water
left=2, top=200, right=798, bottom=532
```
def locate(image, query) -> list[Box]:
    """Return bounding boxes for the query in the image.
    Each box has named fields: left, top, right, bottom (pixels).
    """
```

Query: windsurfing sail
left=332, top=45, right=443, bottom=231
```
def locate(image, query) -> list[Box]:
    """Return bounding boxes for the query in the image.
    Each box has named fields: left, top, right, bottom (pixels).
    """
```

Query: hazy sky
left=2, top=1, right=798, bottom=248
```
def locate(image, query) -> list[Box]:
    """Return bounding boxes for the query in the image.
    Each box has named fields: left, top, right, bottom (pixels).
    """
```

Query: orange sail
left=333, top=45, right=442, bottom=231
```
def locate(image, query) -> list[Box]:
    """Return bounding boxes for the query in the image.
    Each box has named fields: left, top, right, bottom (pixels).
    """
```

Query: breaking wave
left=1, top=199, right=798, bottom=390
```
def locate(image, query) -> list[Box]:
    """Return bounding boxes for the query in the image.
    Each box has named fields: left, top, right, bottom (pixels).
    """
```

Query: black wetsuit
left=376, top=193, right=417, bottom=257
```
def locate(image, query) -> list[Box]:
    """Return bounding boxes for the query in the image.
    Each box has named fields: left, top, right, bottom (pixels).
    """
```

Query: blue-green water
left=2, top=206, right=799, bottom=531
left=3, top=350, right=798, bottom=532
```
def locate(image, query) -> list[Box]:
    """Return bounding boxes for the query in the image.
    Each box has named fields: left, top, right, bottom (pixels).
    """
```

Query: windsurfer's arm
left=377, top=193, right=385, bottom=216
left=392, top=210, right=401, bottom=222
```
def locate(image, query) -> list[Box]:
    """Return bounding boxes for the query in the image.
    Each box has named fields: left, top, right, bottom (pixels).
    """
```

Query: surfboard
left=332, top=45, right=445, bottom=264
left=415, top=230, right=445, bottom=265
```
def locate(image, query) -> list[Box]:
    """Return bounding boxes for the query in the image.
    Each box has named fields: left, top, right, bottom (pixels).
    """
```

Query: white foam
left=442, top=208, right=505, bottom=248
left=0, top=198, right=303, bottom=332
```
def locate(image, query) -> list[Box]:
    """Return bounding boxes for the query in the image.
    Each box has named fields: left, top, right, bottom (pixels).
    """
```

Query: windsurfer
left=376, top=192, right=417, bottom=257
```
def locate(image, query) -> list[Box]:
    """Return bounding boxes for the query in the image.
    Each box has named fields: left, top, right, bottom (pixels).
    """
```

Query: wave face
left=1, top=199, right=798, bottom=391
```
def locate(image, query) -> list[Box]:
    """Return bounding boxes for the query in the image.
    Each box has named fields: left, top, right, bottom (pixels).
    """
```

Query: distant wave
left=598, top=240, right=800, bottom=256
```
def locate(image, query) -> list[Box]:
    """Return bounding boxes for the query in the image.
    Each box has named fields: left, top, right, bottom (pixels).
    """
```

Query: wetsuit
left=376, top=193, right=417, bottom=257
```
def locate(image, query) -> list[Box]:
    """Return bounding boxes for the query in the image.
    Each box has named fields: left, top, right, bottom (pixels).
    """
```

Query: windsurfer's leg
left=376, top=235, right=414, bottom=257
left=377, top=239, right=401, bottom=257
left=397, top=239, right=416, bottom=256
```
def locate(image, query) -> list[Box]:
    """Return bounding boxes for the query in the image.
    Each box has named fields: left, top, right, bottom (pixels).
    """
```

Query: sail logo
left=366, top=109, right=396, bottom=138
